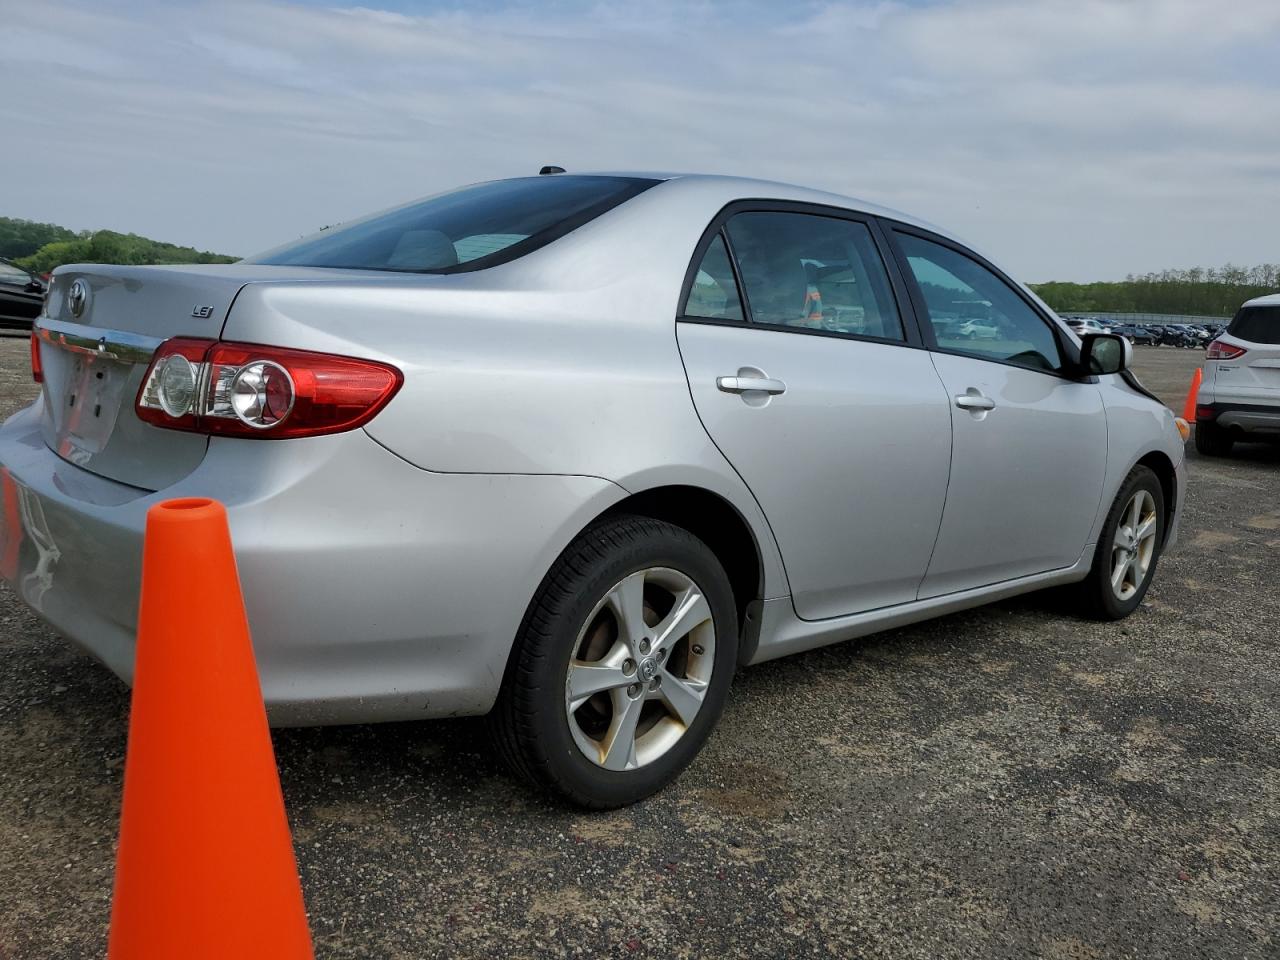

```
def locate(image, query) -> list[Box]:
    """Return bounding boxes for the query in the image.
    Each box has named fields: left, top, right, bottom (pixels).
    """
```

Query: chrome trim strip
left=34, top=317, right=163, bottom=365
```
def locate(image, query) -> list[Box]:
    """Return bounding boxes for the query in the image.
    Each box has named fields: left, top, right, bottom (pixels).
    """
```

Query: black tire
left=1194, top=420, right=1234, bottom=457
left=1072, top=465, right=1165, bottom=620
left=489, top=514, right=739, bottom=809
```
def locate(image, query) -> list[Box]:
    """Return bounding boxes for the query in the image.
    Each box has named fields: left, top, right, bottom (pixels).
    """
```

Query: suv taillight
left=136, top=339, right=402, bottom=439
left=1206, top=340, right=1247, bottom=360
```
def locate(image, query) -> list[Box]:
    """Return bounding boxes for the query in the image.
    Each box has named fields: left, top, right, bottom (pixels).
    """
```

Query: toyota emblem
left=68, top=279, right=89, bottom=319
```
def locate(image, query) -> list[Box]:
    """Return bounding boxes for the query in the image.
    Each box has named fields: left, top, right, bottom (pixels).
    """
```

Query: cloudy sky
left=2, top=0, right=1278, bottom=282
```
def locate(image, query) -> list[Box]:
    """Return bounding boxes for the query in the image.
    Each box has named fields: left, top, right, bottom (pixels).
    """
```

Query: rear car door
left=676, top=204, right=953, bottom=620
left=886, top=227, right=1108, bottom=598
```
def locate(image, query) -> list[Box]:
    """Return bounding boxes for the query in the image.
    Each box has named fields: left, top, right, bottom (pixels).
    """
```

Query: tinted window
left=250, top=176, right=657, bottom=274
left=1228, top=305, right=1280, bottom=344
left=725, top=212, right=903, bottom=340
left=897, top=233, right=1061, bottom=373
left=683, top=234, right=744, bottom=322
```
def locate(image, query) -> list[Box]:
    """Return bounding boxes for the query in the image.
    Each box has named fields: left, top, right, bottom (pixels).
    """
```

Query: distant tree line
left=0, top=216, right=237, bottom=274
left=1030, top=264, right=1280, bottom=318
left=0, top=217, right=78, bottom=260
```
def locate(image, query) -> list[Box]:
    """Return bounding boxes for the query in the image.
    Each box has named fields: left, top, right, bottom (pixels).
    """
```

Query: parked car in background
left=1184, top=325, right=1212, bottom=347
left=1195, top=294, right=1280, bottom=455
left=1067, top=318, right=1107, bottom=337
left=1112, top=324, right=1159, bottom=346
left=0, top=258, right=45, bottom=331
left=956, top=318, right=1002, bottom=339
left=1, top=172, right=1186, bottom=807
left=1156, top=325, right=1197, bottom=348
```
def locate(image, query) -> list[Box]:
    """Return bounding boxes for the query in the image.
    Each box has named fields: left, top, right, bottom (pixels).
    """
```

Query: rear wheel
left=1072, top=465, right=1165, bottom=620
left=490, top=515, right=738, bottom=808
left=1194, top=420, right=1234, bottom=457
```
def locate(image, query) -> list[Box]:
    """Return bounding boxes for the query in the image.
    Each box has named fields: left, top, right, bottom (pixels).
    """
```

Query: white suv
left=1195, top=294, right=1280, bottom=455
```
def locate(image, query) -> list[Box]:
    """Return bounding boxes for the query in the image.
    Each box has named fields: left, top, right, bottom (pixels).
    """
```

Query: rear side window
left=683, top=234, right=744, bottom=322
left=724, top=212, right=904, bottom=340
left=249, top=176, right=657, bottom=274
left=1228, top=305, right=1280, bottom=344
left=896, top=233, right=1062, bottom=373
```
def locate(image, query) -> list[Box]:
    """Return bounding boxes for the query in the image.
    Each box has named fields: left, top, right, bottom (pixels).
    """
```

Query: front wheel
left=1072, top=466, right=1165, bottom=620
left=490, top=515, right=739, bottom=808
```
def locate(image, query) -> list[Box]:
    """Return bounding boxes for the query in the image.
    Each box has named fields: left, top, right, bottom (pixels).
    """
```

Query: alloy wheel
left=1110, top=489, right=1158, bottom=601
left=564, top=566, right=715, bottom=771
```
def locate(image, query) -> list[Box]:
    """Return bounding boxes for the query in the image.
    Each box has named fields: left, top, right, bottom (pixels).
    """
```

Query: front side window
left=724, top=212, right=904, bottom=340
left=896, top=233, right=1061, bottom=373
left=1228, top=305, right=1280, bottom=344
left=249, top=175, right=657, bottom=274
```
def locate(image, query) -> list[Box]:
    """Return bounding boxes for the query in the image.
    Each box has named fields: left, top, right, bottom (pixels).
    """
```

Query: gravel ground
left=0, top=339, right=1276, bottom=959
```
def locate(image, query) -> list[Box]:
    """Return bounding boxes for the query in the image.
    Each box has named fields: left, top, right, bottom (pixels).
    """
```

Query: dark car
left=0, top=259, right=45, bottom=331
left=1113, top=324, right=1158, bottom=345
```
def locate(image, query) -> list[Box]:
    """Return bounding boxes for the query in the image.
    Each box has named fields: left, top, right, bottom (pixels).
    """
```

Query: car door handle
left=717, top=376, right=787, bottom=395
left=955, top=393, right=996, bottom=411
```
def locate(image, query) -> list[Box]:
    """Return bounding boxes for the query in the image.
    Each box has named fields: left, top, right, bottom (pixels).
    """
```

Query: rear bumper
left=0, top=398, right=624, bottom=725
left=1194, top=401, right=1280, bottom=435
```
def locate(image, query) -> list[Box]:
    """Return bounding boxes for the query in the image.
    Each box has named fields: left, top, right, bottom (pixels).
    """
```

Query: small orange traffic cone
left=1182, top=368, right=1203, bottom=422
left=108, top=498, right=313, bottom=960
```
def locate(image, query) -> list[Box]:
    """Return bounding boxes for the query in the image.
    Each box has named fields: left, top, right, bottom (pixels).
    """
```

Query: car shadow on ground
left=266, top=585, right=1070, bottom=815
left=1196, top=441, right=1280, bottom=465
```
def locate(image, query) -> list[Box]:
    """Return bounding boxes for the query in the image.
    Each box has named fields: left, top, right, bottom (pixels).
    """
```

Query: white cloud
left=0, top=0, right=1276, bottom=280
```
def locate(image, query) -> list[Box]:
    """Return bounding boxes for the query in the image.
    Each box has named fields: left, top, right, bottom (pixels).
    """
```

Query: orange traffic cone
left=108, top=498, right=313, bottom=960
left=1182, top=368, right=1203, bottom=422
left=0, top=468, right=22, bottom=582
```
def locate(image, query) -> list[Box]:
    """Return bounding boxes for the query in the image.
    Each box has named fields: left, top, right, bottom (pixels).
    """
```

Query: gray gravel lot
left=0, top=339, right=1277, bottom=959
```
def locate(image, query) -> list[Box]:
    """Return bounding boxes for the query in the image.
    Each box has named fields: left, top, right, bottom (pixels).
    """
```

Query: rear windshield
left=249, top=175, right=657, bottom=274
left=1228, top=305, right=1280, bottom=344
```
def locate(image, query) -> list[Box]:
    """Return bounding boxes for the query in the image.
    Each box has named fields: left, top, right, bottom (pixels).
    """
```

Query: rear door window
left=250, top=175, right=657, bottom=274
left=1228, top=305, right=1280, bottom=344
left=723, top=212, right=904, bottom=341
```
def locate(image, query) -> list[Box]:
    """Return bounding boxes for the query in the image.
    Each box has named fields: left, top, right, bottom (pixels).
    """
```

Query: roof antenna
left=539, top=165, right=566, bottom=175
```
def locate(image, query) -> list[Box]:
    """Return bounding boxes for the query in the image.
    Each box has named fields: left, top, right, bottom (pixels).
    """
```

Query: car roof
left=573, top=170, right=970, bottom=248
left=528, top=171, right=1065, bottom=324
left=1242, top=292, right=1280, bottom=308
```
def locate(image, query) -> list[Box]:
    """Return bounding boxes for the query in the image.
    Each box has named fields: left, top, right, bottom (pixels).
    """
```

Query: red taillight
left=1195, top=404, right=1216, bottom=421
left=1207, top=340, right=1247, bottom=360
left=136, top=339, right=402, bottom=439
left=30, top=331, right=43, bottom=383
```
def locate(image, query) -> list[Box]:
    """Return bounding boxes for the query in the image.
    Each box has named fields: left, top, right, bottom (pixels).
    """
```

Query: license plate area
left=52, top=352, right=132, bottom=464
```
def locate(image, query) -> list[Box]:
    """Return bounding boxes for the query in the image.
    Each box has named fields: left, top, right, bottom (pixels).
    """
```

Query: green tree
left=1030, top=264, right=1280, bottom=317
left=0, top=217, right=80, bottom=260
left=14, top=230, right=238, bottom=274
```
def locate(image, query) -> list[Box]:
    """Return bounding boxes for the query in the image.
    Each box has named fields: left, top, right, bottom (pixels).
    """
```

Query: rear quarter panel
left=219, top=181, right=792, bottom=598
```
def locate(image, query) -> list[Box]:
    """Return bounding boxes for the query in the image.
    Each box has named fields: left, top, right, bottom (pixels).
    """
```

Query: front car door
left=886, top=227, right=1108, bottom=598
left=676, top=204, right=953, bottom=620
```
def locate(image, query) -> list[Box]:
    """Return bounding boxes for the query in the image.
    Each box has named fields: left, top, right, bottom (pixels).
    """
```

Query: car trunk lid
left=33, top=263, right=395, bottom=490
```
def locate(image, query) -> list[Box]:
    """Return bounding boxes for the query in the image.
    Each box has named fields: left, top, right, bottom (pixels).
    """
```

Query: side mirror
left=1080, top=333, right=1130, bottom=376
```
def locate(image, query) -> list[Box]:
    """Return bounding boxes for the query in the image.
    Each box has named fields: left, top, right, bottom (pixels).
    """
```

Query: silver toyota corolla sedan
left=1, top=172, right=1185, bottom=807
